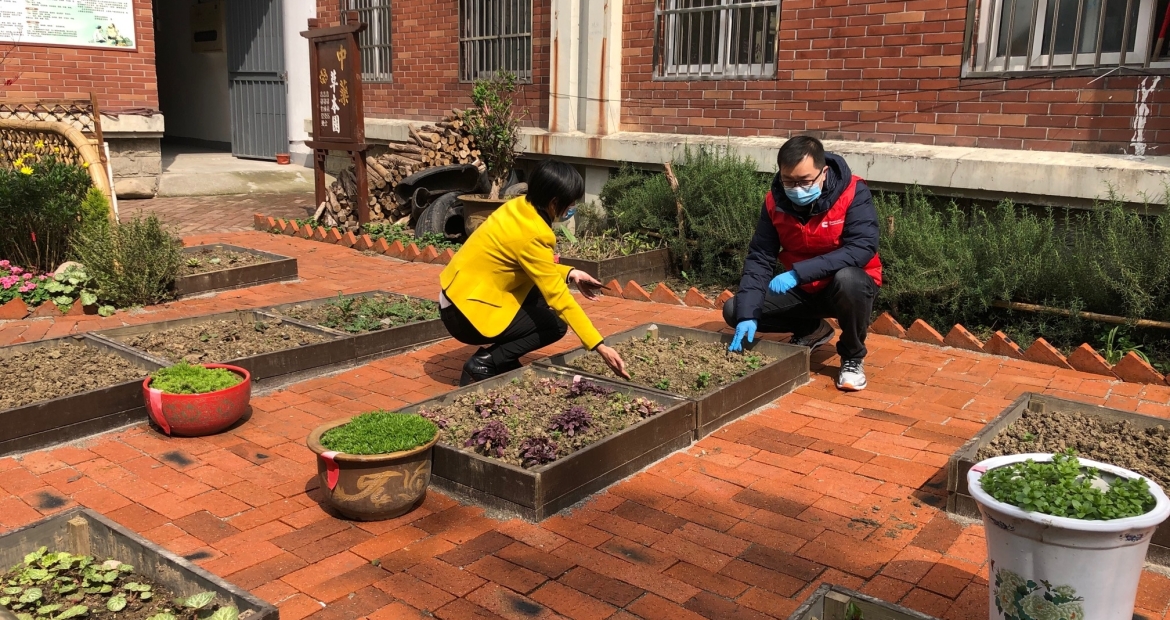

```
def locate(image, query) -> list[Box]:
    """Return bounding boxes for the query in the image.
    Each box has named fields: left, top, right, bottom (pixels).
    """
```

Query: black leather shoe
left=459, top=348, right=497, bottom=386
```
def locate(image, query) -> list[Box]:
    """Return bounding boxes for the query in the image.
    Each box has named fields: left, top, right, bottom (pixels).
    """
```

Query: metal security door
left=227, top=0, right=288, bottom=160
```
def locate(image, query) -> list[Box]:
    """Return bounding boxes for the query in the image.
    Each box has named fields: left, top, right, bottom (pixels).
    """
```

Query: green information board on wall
left=0, top=0, right=136, bottom=50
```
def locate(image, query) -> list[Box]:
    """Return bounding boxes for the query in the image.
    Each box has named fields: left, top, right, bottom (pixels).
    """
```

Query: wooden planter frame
left=539, top=324, right=809, bottom=438
left=558, top=248, right=672, bottom=287
left=396, top=366, right=695, bottom=521
left=0, top=335, right=162, bottom=457
left=174, top=244, right=298, bottom=297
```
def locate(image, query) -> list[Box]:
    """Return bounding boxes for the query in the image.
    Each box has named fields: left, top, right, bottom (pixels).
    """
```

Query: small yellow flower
left=20, top=166, right=33, bottom=175
left=82, top=162, right=89, bottom=169
left=52, top=146, right=60, bottom=153
left=33, top=140, right=43, bottom=149
left=13, top=158, right=23, bottom=168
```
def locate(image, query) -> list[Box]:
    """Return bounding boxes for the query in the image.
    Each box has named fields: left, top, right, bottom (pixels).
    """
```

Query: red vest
left=764, top=176, right=882, bottom=294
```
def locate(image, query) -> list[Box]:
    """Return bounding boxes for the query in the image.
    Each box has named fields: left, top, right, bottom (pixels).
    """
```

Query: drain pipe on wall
left=104, top=142, right=119, bottom=223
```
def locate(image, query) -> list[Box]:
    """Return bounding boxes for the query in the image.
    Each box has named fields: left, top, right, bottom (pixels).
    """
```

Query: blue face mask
left=784, top=184, right=821, bottom=206
left=558, top=207, right=577, bottom=222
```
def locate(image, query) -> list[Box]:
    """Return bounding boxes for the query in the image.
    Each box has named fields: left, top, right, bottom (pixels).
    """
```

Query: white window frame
left=971, top=0, right=1167, bottom=73
left=657, top=0, right=779, bottom=80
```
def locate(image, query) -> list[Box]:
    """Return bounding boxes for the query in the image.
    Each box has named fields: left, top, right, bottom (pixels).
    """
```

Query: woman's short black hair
left=777, top=135, right=826, bottom=171
left=527, top=159, right=584, bottom=214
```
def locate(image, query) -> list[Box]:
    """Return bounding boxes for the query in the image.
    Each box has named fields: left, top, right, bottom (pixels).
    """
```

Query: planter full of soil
left=174, top=244, right=297, bottom=297
left=459, top=194, right=508, bottom=234
left=265, top=291, right=447, bottom=359
left=396, top=367, right=695, bottom=521
left=946, top=392, right=1170, bottom=567
left=306, top=412, right=440, bottom=521
left=143, top=363, right=251, bottom=437
left=0, top=508, right=276, bottom=619
left=788, top=584, right=940, bottom=620
left=90, top=310, right=350, bottom=385
left=0, top=335, right=163, bottom=457
left=555, top=243, right=671, bottom=288
left=969, top=452, right=1170, bottom=620
left=540, top=324, right=808, bottom=438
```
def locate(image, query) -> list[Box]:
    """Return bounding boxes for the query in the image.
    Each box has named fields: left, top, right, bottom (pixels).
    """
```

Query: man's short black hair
left=777, top=135, right=826, bottom=171
left=527, top=159, right=584, bottom=214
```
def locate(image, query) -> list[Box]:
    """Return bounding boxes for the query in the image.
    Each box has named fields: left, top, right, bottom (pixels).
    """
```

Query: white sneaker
left=837, top=358, right=866, bottom=391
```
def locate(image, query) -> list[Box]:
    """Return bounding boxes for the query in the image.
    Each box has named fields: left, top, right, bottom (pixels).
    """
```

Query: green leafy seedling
left=175, top=591, right=216, bottom=609
left=106, top=595, right=127, bottom=612
left=208, top=607, right=240, bottom=620
left=654, top=378, right=671, bottom=390
left=53, top=606, right=88, bottom=620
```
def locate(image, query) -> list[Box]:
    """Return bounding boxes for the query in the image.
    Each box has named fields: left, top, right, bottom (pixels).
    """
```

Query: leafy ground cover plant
left=319, top=411, right=438, bottom=454
left=554, top=230, right=661, bottom=261
left=362, top=222, right=461, bottom=251
left=280, top=293, right=439, bottom=333
left=979, top=450, right=1156, bottom=520
left=569, top=335, right=772, bottom=396
left=419, top=371, right=664, bottom=468
left=0, top=546, right=240, bottom=620
left=149, top=363, right=242, bottom=395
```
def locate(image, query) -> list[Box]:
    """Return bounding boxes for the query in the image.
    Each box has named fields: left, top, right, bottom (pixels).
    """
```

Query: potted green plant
left=142, top=362, right=251, bottom=437
left=461, top=73, right=522, bottom=233
left=968, top=450, right=1170, bottom=620
left=306, top=411, right=439, bottom=521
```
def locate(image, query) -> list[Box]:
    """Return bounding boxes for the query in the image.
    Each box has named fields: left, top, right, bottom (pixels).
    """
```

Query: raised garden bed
left=788, top=584, right=939, bottom=620
left=946, top=392, right=1170, bottom=566
left=396, top=367, right=695, bottom=521
left=558, top=248, right=671, bottom=287
left=265, top=291, right=447, bottom=359
left=89, top=310, right=351, bottom=385
left=174, top=244, right=297, bottom=297
left=540, top=324, right=808, bottom=438
left=0, top=508, right=275, bottom=619
left=0, top=336, right=162, bottom=457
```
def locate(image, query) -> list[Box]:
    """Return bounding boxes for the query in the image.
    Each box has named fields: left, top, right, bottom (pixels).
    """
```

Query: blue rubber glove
left=728, top=320, right=757, bottom=352
left=769, top=270, right=799, bottom=295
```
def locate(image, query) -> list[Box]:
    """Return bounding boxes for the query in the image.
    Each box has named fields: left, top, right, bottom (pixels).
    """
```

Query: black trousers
left=441, top=287, right=568, bottom=369
left=722, top=267, right=878, bottom=360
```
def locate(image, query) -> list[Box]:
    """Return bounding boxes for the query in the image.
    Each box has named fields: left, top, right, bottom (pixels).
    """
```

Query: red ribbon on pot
left=146, top=387, right=171, bottom=435
left=320, top=451, right=341, bottom=490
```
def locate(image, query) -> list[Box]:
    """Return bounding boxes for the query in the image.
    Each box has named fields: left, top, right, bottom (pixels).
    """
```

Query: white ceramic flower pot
left=969, top=453, right=1170, bottom=620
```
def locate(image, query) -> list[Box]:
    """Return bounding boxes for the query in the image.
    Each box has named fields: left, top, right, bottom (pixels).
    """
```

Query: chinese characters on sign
left=0, top=0, right=136, bottom=50
left=313, top=39, right=357, bottom=143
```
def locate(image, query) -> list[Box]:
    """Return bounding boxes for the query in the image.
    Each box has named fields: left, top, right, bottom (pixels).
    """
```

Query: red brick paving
left=4, top=230, right=1170, bottom=619
left=118, top=193, right=315, bottom=236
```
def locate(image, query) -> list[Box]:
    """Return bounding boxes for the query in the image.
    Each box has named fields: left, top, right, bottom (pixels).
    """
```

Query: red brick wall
left=1, top=0, right=157, bottom=112
left=319, top=0, right=550, bottom=128
left=621, top=0, right=1170, bottom=154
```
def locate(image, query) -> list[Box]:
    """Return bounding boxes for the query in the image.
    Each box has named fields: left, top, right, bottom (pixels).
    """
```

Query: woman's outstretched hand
left=568, top=269, right=605, bottom=300
left=596, top=344, right=630, bottom=379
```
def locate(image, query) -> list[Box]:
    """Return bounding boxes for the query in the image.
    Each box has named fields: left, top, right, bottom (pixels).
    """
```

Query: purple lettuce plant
left=548, top=405, right=593, bottom=437
left=518, top=436, right=558, bottom=468
left=465, top=420, right=509, bottom=457
left=633, top=398, right=662, bottom=418
left=568, top=376, right=614, bottom=398
left=474, top=394, right=511, bottom=418
left=419, top=408, right=449, bottom=430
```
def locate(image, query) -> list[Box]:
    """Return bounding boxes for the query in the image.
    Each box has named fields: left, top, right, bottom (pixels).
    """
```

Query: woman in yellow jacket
left=439, top=160, right=629, bottom=385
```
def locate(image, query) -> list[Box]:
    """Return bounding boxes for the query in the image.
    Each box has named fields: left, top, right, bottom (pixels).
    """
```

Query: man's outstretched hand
left=768, top=270, right=799, bottom=295
left=728, top=319, right=757, bottom=352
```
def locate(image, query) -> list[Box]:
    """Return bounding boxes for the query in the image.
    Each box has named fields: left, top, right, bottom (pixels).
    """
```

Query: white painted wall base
left=306, top=117, right=1170, bottom=207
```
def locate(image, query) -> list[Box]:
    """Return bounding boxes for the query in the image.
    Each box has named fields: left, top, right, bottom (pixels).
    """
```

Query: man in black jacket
left=723, top=136, right=882, bottom=391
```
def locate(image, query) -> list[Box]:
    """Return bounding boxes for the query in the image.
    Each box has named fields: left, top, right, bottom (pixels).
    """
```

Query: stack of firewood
left=313, top=110, right=484, bottom=230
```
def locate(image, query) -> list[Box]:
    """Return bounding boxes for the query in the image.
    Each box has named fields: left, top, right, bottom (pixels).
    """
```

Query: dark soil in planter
left=180, top=246, right=269, bottom=275
left=118, top=317, right=330, bottom=364
left=976, top=407, right=1170, bottom=491
left=0, top=550, right=239, bottom=620
left=568, top=336, right=773, bottom=397
left=419, top=370, right=666, bottom=468
left=1, top=342, right=146, bottom=410
left=279, top=293, right=439, bottom=333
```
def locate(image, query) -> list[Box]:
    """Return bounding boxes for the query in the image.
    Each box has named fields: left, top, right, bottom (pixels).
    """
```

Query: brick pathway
left=118, top=193, right=315, bottom=235
left=4, top=231, right=1170, bottom=620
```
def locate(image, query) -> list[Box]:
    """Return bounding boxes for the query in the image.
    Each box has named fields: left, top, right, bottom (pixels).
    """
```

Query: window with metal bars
left=459, top=0, right=533, bottom=83
left=653, top=0, right=779, bottom=80
left=343, top=0, right=392, bottom=82
left=968, top=0, right=1170, bottom=74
